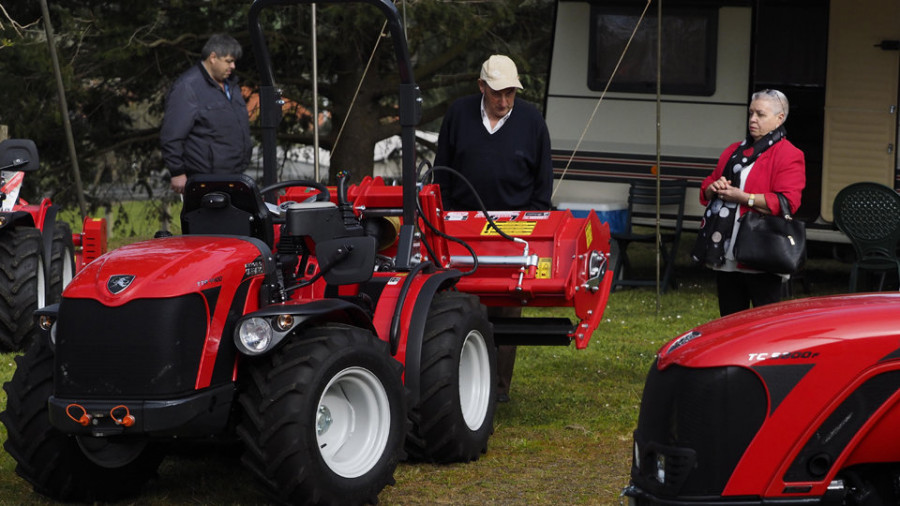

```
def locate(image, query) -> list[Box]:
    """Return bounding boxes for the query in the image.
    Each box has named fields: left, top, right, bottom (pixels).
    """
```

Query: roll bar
left=248, top=0, right=422, bottom=268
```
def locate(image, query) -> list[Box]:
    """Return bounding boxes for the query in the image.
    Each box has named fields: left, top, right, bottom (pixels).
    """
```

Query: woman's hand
left=706, top=176, right=731, bottom=196
left=707, top=177, right=754, bottom=207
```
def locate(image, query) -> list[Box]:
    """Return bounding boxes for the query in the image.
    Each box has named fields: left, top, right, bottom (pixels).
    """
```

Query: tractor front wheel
left=0, top=227, right=45, bottom=351
left=237, top=324, right=406, bottom=505
left=406, top=291, right=497, bottom=463
left=0, top=340, right=163, bottom=501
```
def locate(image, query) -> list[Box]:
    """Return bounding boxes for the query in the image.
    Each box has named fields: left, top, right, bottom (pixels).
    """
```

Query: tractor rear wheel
left=48, top=221, right=75, bottom=304
left=0, top=227, right=45, bottom=351
left=237, top=324, right=406, bottom=505
left=406, top=291, right=497, bottom=463
left=0, top=340, right=163, bottom=501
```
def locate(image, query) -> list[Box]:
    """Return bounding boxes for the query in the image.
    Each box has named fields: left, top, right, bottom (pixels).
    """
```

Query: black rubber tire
left=0, top=340, right=164, bottom=502
left=406, top=291, right=497, bottom=463
left=0, top=227, right=45, bottom=351
left=840, top=466, right=900, bottom=506
left=47, top=220, right=75, bottom=304
left=237, top=324, right=406, bottom=505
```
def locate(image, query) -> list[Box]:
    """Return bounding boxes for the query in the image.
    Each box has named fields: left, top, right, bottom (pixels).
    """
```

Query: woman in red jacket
left=692, top=89, right=806, bottom=316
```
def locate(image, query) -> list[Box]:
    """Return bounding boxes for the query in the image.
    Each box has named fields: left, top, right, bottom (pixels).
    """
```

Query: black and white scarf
left=691, top=125, right=786, bottom=267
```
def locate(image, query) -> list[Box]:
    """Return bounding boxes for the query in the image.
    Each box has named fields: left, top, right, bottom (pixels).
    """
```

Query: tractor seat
left=181, top=174, right=274, bottom=246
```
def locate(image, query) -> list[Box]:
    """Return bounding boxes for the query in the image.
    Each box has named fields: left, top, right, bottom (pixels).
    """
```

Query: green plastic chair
left=833, top=182, right=900, bottom=292
left=612, top=179, right=687, bottom=293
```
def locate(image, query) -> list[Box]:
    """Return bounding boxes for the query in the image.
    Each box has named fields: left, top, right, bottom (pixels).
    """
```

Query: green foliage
left=59, top=199, right=182, bottom=248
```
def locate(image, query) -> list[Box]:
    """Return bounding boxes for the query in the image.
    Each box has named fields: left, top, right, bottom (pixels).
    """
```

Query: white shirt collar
left=480, top=95, right=513, bottom=134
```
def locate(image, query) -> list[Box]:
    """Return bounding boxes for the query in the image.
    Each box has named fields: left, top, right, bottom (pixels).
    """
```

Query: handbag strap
left=775, top=193, right=793, bottom=221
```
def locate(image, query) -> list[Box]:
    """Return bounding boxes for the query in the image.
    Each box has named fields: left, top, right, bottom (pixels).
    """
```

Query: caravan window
left=588, top=5, right=718, bottom=96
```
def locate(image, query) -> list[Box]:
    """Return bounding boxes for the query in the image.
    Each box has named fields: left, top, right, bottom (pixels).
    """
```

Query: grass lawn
left=0, top=224, right=855, bottom=505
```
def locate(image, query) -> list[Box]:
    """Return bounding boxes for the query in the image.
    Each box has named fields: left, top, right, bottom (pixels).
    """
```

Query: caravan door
left=820, top=0, right=900, bottom=222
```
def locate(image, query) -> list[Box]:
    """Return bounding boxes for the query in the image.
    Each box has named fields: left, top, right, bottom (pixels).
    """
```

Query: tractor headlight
left=656, top=454, right=666, bottom=483
left=274, top=314, right=294, bottom=331
left=237, top=317, right=274, bottom=355
left=35, top=305, right=60, bottom=351
left=235, top=314, right=300, bottom=355
left=39, top=315, right=54, bottom=332
left=40, top=315, right=58, bottom=350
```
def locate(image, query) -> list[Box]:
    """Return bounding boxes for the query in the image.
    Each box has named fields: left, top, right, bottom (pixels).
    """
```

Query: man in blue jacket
left=160, top=34, right=252, bottom=194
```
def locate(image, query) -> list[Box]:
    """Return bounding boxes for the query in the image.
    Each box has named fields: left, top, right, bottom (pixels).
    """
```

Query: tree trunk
left=327, top=76, right=382, bottom=185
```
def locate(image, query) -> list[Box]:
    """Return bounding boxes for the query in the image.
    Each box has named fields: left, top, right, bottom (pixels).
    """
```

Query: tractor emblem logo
left=107, top=275, right=135, bottom=294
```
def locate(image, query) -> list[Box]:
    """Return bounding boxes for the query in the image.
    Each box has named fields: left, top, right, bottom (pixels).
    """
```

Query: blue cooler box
left=558, top=202, right=629, bottom=235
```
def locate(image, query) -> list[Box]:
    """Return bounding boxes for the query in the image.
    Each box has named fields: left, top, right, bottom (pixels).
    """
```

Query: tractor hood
left=63, top=236, right=272, bottom=306
left=657, top=293, right=900, bottom=372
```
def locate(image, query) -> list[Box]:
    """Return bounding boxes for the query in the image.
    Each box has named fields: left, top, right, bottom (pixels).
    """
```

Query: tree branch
left=0, top=2, right=40, bottom=40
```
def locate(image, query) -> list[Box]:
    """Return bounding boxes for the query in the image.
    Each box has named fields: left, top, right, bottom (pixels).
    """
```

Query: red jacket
left=699, top=139, right=806, bottom=216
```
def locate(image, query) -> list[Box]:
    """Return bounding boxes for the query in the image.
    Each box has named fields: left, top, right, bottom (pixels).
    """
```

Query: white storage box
left=558, top=202, right=629, bottom=234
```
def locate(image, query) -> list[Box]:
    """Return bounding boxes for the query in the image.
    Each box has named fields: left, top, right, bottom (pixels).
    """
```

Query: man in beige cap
left=433, top=55, right=553, bottom=403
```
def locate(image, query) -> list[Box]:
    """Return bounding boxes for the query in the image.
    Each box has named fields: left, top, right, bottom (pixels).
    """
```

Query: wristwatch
left=747, top=194, right=755, bottom=207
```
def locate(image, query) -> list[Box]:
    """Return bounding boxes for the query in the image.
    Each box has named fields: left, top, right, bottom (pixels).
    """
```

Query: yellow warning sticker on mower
left=481, top=221, right=536, bottom=236
left=537, top=258, right=551, bottom=279
left=585, top=222, right=593, bottom=248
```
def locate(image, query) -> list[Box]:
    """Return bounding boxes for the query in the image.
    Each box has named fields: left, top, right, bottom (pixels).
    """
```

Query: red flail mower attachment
left=313, top=176, right=615, bottom=349
left=438, top=205, right=612, bottom=349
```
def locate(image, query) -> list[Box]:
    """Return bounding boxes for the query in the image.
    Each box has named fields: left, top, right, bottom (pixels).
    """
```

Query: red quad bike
left=0, top=1, right=613, bottom=504
left=622, top=294, right=900, bottom=506
left=0, top=138, right=106, bottom=352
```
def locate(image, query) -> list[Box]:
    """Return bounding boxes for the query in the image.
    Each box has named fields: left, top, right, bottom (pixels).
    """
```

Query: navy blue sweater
left=433, top=94, right=552, bottom=211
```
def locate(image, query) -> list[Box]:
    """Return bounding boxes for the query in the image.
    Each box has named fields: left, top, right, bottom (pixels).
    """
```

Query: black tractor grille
left=631, top=361, right=767, bottom=498
left=55, top=296, right=208, bottom=399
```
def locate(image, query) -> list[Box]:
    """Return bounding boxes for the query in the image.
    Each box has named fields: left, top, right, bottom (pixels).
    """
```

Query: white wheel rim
left=458, top=329, right=491, bottom=430
left=62, top=248, right=75, bottom=288
left=36, top=254, right=46, bottom=308
left=316, top=366, right=391, bottom=478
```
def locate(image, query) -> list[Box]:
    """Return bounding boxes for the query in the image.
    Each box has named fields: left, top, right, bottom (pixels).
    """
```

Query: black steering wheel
left=260, top=180, right=331, bottom=202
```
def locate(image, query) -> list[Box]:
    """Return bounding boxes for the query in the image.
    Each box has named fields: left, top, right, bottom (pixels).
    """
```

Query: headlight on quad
left=237, top=317, right=274, bottom=355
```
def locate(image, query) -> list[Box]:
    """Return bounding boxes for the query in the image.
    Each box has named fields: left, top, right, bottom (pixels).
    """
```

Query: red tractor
left=623, top=294, right=900, bottom=506
left=0, top=138, right=106, bottom=352
left=1, top=1, right=613, bottom=504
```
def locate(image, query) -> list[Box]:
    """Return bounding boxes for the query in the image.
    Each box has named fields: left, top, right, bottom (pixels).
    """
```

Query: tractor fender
left=2, top=201, right=58, bottom=274
left=0, top=210, right=36, bottom=231
left=394, top=269, right=462, bottom=407
left=234, top=298, right=377, bottom=356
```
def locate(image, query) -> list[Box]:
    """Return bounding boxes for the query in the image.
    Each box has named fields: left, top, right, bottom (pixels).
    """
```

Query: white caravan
left=547, top=0, right=899, bottom=242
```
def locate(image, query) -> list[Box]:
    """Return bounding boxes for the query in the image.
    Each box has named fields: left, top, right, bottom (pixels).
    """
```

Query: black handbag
left=733, top=193, right=806, bottom=274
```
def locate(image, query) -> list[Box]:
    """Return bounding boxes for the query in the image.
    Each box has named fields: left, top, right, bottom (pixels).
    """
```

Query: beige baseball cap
left=480, top=55, right=523, bottom=91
